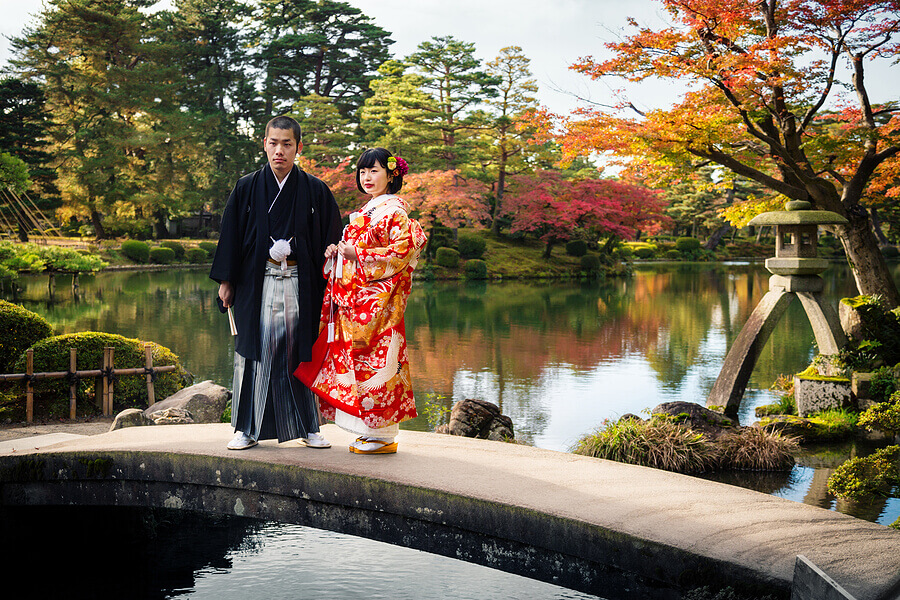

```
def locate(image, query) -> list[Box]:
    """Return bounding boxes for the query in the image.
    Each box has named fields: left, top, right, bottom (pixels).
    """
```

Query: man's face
left=263, top=127, right=301, bottom=180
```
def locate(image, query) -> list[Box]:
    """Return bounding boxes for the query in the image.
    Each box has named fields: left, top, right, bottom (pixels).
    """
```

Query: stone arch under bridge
left=1, top=424, right=898, bottom=600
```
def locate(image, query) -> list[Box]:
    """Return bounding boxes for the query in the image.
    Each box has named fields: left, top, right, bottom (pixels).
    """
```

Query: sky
left=0, top=0, right=897, bottom=117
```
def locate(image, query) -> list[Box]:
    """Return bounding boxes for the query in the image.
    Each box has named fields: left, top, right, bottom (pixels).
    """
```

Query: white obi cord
left=269, top=237, right=293, bottom=271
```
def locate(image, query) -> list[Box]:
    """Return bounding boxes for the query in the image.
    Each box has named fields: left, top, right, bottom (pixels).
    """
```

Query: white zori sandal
left=349, top=437, right=398, bottom=454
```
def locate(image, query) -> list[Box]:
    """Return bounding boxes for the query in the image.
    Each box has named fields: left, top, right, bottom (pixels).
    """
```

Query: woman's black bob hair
left=356, top=147, right=403, bottom=195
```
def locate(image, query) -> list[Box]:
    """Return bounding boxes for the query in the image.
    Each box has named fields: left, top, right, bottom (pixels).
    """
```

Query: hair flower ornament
left=387, top=155, right=409, bottom=177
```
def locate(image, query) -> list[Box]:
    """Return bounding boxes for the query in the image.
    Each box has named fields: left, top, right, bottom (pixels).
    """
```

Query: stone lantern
left=706, top=200, right=849, bottom=415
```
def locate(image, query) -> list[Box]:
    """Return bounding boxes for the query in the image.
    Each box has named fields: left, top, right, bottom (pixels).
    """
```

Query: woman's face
left=358, top=161, right=390, bottom=197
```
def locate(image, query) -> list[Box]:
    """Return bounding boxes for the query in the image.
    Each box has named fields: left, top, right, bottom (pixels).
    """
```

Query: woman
left=304, top=148, right=427, bottom=454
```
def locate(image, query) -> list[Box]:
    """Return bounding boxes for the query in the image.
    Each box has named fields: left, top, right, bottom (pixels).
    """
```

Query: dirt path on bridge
left=0, top=417, right=114, bottom=442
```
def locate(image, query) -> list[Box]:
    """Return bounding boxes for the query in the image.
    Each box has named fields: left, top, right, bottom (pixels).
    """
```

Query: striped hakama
left=232, top=262, right=321, bottom=442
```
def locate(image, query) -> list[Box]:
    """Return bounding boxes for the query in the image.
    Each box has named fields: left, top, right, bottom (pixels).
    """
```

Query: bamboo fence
left=0, top=343, right=177, bottom=422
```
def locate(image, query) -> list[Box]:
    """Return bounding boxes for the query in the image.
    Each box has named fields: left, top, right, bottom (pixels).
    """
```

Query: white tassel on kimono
left=269, top=238, right=292, bottom=270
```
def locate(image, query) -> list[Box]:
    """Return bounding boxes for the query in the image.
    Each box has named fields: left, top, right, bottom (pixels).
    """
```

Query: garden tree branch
left=687, top=145, right=807, bottom=200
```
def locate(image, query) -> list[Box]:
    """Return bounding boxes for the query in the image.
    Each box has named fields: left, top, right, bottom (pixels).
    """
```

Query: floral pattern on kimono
left=312, top=195, right=427, bottom=430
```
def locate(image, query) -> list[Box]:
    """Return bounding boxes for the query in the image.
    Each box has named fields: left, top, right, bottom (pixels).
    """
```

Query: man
left=210, top=115, right=342, bottom=450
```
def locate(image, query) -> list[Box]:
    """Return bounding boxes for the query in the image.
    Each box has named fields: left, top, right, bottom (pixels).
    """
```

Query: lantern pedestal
left=706, top=202, right=848, bottom=416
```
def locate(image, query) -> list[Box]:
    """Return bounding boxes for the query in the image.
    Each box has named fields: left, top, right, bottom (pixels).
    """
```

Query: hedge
left=121, top=240, right=150, bottom=264
left=150, top=246, right=177, bottom=264
left=464, top=259, right=488, bottom=279
left=675, top=237, right=702, bottom=252
left=10, top=332, right=189, bottom=420
left=160, top=240, right=186, bottom=259
left=565, top=239, right=588, bottom=257
left=580, top=254, right=601, bottom=274
left=457, top=232, right=487, bottom=259
left=198, top=241, right=217, bottom=257
left=435, top=246, right=460, bottom=268
left=186, top=247, right=209, bottom=264
left=0, top=300, right=53, bottom=372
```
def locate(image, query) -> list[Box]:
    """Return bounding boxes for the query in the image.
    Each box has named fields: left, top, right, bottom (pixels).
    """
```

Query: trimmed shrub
left=634, top=246, right=656, bottom=259
left=160, top=240, right=185, bottom=259
left=675, top=237, right=702, bottom=252
left=185, top=248, right=209, bottom=264
left=565, top=239, right=588, bottom=257
left=198, top=241, right=217, bottom=257
left=426, top=224, right=454, bottom=258
left=149, top=246, right=177, bottom=265
left=457, top=232, right=487, bottom=259
left=121, top=240, right=150, bottom=264
left=580, top=254, right=601, bottom=274
left=664, top=249, right=682, bottom=260
left=0, top=300, right=53, bottom=372
left=10, top=332, right=189, bottom=420
left=435, top=246, right=460, bottom=268
left=464, top=259, right=488, bottom=279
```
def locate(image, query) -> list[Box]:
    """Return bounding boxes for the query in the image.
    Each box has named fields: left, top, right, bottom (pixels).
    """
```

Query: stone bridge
left=1, top=423, right=899, bottom=600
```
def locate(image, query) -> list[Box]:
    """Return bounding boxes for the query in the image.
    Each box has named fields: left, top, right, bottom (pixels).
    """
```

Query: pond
left=4, top=260, right=900, bottom=597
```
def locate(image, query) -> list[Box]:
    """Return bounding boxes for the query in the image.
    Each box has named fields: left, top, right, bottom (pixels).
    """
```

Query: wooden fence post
left=101, top=347, right=109, bottom=416
left=69, top=348, right=77, bottom=420
left=26, top=349, right=33, bottom=423
left=145, top=343, right=155, bottom=406
left=106, top=347, right=115, bottom=415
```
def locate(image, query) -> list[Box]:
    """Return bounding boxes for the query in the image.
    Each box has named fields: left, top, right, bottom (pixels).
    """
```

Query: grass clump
left=573, top=415, right=718, bottom=474
left=574, top=415, right=797, bottom=474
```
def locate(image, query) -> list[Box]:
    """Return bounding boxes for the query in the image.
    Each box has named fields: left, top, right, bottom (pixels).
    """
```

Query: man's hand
left=218, top=281, right=234, bottom=308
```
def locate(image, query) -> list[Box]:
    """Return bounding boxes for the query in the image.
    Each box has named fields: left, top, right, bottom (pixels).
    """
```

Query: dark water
left=4, top=261, right=899, bottom=597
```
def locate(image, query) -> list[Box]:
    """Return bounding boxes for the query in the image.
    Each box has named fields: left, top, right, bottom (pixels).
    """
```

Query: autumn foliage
left=503, top=171, right=668, bottom=255
left=556, top=0, right=900, bottom=304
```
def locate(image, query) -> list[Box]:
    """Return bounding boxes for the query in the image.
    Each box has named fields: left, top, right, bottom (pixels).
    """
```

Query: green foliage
left=198, top=241, right=217, bottom=257
left=457, top=231, right=487, bottom=259
left=869, top=365, right=897, bottom=403
left=464, top=259, right=488, bottom=279
left=565, top=239, right=588, bottom=257
left=858, top=396, right=900, bottom=435
left=435, top=246, right=460, bottom=268
left=807, top=408, right=858, bottom=438
left=159, top=241, right=185, bottom=259
left=0, top=152, right=31, bottom=193
left=838, top=295, right=900, bottom=370
left=150, top=247, right=176, bottom=264
left=425, top=224, right=454, bottom=258
left=0, top=300, right=53, bottom=372
left=755, top=394, right=797, bottom=417
left=828, top=445, right=900, bottom=499
left=634, top=246, right=656, bottom=259
left=664, top=248, right=682, bottom=260
left=0, top=241, right=106, bottom=274
left=580, top=254, right=601, bottom=274
left=10, top=332, right=189, bottom=420
left=121, top=240, right=150, bottom=264
left=675, top=237, right=702, bottom=252
left=185, top=247, right=209, bottom=264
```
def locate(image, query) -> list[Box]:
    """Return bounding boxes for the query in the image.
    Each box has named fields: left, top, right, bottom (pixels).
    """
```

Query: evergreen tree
left=0, top=78, right=58, bottom=205
left=483, top=46, right=539, bottom=234
left=289, top=94, right=354, bottom=166
left=405, top=36, right=500, bottom=171
left=253, top=0, right=393, bottom=120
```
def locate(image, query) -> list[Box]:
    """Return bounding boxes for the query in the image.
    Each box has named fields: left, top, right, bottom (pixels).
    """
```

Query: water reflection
left=4, top=262, right=900, bottom=525
left=0, top=506, right=602, bottom=600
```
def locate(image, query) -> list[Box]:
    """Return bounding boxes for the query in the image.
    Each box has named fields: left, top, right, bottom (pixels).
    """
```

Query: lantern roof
left=748, top=200, right=848, bottom=227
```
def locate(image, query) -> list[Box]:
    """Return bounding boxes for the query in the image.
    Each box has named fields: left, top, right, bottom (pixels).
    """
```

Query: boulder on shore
left=109, top=408, right=155, bottom=431
left=142, top=380, right=230, bottom=424
left=435, top=398, right=515, bottom=442
left=650, top=401, right=738, bottom=440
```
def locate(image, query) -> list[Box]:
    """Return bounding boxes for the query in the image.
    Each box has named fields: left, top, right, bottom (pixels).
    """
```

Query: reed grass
left=573, top=416, right=797, bottom=473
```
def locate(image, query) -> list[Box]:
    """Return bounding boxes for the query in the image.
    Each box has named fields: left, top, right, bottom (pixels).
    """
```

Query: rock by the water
left=651, top=401, right=738, bottom=439
left=148, top=407, right=194, bottom=425
left=143, top=380, right=230, bottom=424
left=439, top=398, right=515, bottom=441
left=110, top=408, right=155, bottom=431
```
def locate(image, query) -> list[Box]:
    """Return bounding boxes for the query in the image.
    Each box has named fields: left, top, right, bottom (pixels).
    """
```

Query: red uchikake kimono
left=312, top=194, right=427, bottom=431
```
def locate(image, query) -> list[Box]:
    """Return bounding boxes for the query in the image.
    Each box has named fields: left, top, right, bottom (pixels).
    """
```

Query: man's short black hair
left=356, top=147, right=404, bottom=194
left=265, top=115, right=302, bottom=144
